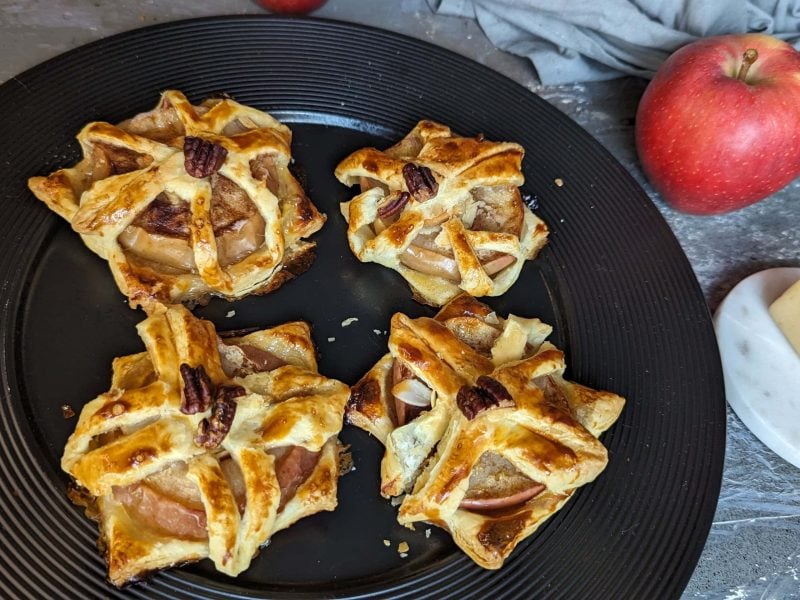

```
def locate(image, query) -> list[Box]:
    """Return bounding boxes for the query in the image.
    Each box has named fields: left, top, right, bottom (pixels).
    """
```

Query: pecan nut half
left=195, top=385, right=245, bottom=449
left=184, top=136, right=228, bottom=178
left=402, top=163, right=438, bottom=202
left=476, top=375, right=513, bottom=405
left=377, top=191, right=410, bottom=219
left=457, top=376, right=515, bottom=420
left=180, top=364, right=214, bottom=415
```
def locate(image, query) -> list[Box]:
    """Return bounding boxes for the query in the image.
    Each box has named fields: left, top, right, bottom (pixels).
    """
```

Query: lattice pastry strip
left=62, top=305, right=349, bottom=586
left=336, top=121, right=549, bottom=306
left=346, top=293, right=625, bottom=568
left=29, top=90, right=325, bottom=311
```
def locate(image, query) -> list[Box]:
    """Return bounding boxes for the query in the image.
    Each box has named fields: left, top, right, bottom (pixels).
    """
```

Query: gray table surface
left=2, top=1, right=799, bottom=598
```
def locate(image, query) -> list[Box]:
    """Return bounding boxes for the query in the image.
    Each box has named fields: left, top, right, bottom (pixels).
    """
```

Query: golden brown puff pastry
left=347, top=294, right=624, bottom=569
left=335, top=121, right=548, bottom=306
left=62, top=305, right=349, bottom=586
left=29, top=90, right=325, bottom=312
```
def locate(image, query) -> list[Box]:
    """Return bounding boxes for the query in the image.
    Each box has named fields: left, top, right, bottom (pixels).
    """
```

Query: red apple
left=635, top=34, right=800, bottom=215
left=255, top=0, right=327, bottom=14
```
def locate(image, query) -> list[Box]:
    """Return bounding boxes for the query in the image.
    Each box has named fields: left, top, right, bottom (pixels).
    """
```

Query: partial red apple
left=635, top=34, right=800, bottom=215
left=255, top=0, right=327, bottom=14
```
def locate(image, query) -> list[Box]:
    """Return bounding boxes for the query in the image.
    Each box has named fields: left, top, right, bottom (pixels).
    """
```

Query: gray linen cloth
left=431, top=0, right=800, bottom=84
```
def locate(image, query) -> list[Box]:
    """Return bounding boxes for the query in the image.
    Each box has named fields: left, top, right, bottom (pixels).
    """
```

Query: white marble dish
left=714, top=267, right=800, bottom=469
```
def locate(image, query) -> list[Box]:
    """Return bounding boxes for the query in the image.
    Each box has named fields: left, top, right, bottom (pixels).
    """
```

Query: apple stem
left=737, top=49, right=758, bottom=82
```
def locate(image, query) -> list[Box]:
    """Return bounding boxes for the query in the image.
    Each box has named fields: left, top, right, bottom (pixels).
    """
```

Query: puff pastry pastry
left=62, top=305, right=349, bottom=586
left=29, top=90, right=325, bottom=311
left=335, top=121, right=548, bottom=306
left=347, top=294, right=625, bottom=568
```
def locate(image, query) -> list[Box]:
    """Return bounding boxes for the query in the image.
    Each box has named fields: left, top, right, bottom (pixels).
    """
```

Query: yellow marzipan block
left=769, top=279, right=800, bottom=355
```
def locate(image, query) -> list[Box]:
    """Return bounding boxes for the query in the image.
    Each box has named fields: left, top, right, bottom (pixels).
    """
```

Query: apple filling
left=118, top=172, right=267, bottom=272
left=217, top=336, right=288, bottom=378
left=117, top=97, right=199, bottom=143
left=95, top=142, right=154, bottom=177
left=459, top=452, right=544, bottom=511
left=390, top=359, right=433, bottom=426
left=218, top=447, right=321, bottom=513
left=363, top=178, right=524, bottom=282
left=533, top=374, right=571, bottom=414
left=268, top=445, right=322, bottom=511
left=112, top=446, right=321, bottom=540
left=112, top=462, right=207, bottom=540
left=249, top=153, right=282, bottom=198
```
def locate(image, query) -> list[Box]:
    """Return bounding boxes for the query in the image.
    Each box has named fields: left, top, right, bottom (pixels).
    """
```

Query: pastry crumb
left=399, top=553, right=408, bottom=558
left=327, top=337, right=336, bottom=342
left=61, top=405, right=75, bottom=419
left=226, top=310, right=235, bottom=318
left=425, top=528, right=431, bottom=538
left=337, top=443, right=354, bottom=475
left=341, top=317, right=359, bottom=327
left=373, top=329, right=382, bottom=335
left=398, top=541, right=409, bottom=554
left=554, top=177, right=564, bottom=187
left=383, top=539, right=391, bottom=547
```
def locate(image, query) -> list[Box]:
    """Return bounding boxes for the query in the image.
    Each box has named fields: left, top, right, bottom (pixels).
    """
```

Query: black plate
left=0, top=16, right=725, bottom=600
